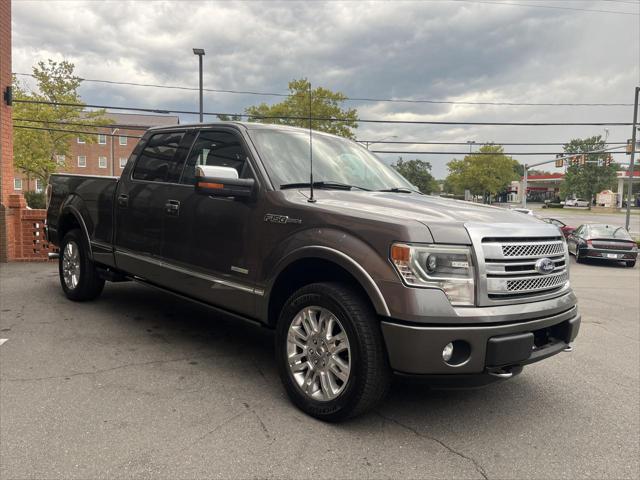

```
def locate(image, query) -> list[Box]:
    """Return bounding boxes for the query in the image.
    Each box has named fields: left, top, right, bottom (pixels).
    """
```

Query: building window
left=78, top=156, right=87, bottom=167
left=56, top=155, right=66, bottom=165
left=35, top=179, right=43, bottom=193
left=14, top=178, right=22, bottom=190
left=98, top=156, right=107, bottom=169
left=77, top=137, right=85, bottom=144
left=119, top=157, right=128, bottom=168
left=98, top=134, right=107, bottom=144
left=119, top=136, right=127, bottom=146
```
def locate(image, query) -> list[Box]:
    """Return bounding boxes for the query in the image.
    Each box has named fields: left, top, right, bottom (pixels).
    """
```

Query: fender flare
left=59, top=203, right=93, bottom=260
left=267, top=245, right=391, bottom=317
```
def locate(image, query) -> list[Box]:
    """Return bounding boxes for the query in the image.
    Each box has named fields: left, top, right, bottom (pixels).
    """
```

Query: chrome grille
left=482, top=237, right=569, bottom=300
left=502, top=242, right=564, bottom=257
left=506, top=271, right=568, bottom=293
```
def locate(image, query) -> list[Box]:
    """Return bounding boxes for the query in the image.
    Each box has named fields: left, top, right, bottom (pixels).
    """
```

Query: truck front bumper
left=381, top=306, right=580, bottom=375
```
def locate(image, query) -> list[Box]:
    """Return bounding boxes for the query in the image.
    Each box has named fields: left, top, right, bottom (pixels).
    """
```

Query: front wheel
left=59, top=229, right=105, bottom=301
left=627, top=260, right=636, bottom=268
left=275, top=282, right=390, bottom=421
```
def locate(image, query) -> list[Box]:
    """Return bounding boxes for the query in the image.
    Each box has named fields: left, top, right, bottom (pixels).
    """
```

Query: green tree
left=243, top=78, right=358, bottom=139
left=559, top=135, right=617, bottom=203
left=12, top=60, right=109, bottom=184
left=217, top=114, right=243, bottom=121
left=392, top=157, right=438, bottom=194
left=445, top=144, right=519, bottom=203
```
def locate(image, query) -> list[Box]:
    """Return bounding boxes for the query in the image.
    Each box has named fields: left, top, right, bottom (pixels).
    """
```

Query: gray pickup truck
left=46, top=122, right=580, bottom=421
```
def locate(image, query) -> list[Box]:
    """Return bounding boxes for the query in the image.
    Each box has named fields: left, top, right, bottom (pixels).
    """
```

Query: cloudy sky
left=11, top=0, right=640, bottom=178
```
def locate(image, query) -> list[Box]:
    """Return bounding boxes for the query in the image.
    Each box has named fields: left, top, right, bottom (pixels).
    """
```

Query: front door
left=160, top=128, right=260, bottom=318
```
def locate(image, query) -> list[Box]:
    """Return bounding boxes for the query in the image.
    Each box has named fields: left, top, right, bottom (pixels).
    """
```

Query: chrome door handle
left=165, top=200, right=180, bottom=216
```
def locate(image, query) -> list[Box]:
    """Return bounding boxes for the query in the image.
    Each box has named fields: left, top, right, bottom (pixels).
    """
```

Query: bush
left=24, top=191, right=46, bottom=209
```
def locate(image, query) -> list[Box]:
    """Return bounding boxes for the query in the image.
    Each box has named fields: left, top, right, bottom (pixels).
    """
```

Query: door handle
left=117, top=194, right=129, bottom=208
left=165, top=200, right=180, bottom=216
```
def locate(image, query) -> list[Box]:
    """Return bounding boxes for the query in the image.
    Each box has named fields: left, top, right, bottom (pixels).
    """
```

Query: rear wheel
left=275, top=282, right=390, bottom=422
left=59, top=229, right=105, bottom=301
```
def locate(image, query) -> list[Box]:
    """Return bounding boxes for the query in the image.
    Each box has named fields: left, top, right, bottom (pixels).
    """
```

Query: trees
left=445, top=145, right=519, bottom=202
left=13, top=60, right=108, bottom=184
left=392, top=158, right=439, bottom=194
left=559, top=135, right=617, bottom=202
left=242, top=79, right=358, bottom=139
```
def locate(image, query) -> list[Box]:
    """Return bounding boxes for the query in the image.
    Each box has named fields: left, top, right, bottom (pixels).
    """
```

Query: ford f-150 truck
left=46, top=122, right=580, bottom=421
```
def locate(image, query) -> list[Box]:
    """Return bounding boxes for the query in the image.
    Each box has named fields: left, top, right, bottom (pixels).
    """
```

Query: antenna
left=308, top=80, right=316, bottom=203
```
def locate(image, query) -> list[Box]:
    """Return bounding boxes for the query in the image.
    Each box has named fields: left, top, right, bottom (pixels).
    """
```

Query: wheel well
left=267, top=257, right=375, bottom=327
left=58, top=213, right=81, bottom=241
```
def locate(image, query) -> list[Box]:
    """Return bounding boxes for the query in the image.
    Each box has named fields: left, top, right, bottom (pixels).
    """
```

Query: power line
left=13, top=118, right=150, bottom=131
left=12, top=72, right=633, bottom=107
left=13, top=125, right=142, bottom=139
left=371, top=149, right=629, bottom=156
left=360, top=140, right=627, bottom=146
left=11, top=99, right=636, bottom=126
left=13, top=117, right=630, bottom=147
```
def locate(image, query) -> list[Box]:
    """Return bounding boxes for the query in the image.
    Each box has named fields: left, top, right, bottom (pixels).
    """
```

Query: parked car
left=567, top=224, right=637, bottom=267
left=542, top=218, right=576, bottom=238
left=565, top=198, right=589, bottom=207
left=46, top=122, right=581, bottom=421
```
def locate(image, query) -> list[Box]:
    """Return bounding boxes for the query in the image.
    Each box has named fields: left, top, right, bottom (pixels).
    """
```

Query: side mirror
left=195, top=165, right=255, bottom=198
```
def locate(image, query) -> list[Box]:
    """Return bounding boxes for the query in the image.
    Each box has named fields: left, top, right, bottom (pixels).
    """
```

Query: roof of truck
left=147, top=121, right=340, bottom=137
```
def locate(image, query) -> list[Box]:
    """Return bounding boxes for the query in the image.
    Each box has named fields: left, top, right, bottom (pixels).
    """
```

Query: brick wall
left=2, top=194, right=56, bottom=261
left=0, top=0, right=15, bottom=261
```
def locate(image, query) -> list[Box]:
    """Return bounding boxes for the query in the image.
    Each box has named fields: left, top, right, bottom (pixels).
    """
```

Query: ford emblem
left=535, top=258, right=555, bottom=275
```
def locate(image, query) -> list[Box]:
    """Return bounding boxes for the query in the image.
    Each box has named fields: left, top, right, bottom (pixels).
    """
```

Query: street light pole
left=625, top=86, right=639, bottom=231
left=193, top=48, right=205, bottom=122
left=522, top=164, right=528, bottom=208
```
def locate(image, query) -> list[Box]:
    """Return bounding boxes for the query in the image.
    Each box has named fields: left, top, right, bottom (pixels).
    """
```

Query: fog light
left=442, top=342, right=454, bottom=362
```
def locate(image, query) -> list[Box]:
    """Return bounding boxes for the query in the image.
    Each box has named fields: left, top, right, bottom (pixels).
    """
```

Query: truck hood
left=295, top=190, right=544, bottom=244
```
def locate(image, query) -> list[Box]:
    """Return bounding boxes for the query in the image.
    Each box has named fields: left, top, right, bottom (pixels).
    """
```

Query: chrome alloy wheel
left=286, top=306, right=351, bottom=401
left=62, top=241, right=81, bottom=290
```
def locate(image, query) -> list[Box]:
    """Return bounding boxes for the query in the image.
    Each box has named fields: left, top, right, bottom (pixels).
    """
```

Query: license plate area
left=606, top=253, right=619, bottom=259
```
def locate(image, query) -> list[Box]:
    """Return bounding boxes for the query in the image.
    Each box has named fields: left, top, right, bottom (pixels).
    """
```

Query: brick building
left=15, top=112, right=179, bottom=193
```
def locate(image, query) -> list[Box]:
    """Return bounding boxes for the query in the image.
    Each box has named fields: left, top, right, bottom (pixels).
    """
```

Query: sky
left=11, top=0, right=640, bottom=178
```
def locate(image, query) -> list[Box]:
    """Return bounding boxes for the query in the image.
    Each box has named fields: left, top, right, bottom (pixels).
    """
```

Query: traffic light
left=627, top=139, right=633, bottom=155
left=555, top=154, right=563, bottom=168
left=605, top=154, right=612, bottom=166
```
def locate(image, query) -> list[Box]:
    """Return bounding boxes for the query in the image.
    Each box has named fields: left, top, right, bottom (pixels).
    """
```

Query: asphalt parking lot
left=530, top=206, right=640, bottom=237
left=1, top=259, right=638, bottom=479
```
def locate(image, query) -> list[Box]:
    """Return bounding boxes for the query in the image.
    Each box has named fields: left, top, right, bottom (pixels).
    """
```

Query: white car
left=565, top=198, right=589, bottom=207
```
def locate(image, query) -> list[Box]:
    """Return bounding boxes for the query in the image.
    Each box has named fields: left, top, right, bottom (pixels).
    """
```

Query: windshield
left=249, top=129, right=415, bottom=191
left=588, top=225, right=632, bottom=240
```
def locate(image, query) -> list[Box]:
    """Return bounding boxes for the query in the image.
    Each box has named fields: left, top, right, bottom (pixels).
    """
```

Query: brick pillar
left=0, top=0, right=16, bottom=262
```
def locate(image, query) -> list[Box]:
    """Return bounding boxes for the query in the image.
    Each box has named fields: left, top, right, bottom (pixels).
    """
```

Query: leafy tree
left=244, top=78, right=358, bottom=139
left=445, top=144, right=519, bottom=203
left=559, top=135, right=617, bottom=202
left=12, top=60, right=109, bottom=184
left=392, top=157, right=439, bottom=194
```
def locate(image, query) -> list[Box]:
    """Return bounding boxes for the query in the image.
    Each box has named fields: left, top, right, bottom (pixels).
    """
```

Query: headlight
left=390, top=243, right=475, bottom=306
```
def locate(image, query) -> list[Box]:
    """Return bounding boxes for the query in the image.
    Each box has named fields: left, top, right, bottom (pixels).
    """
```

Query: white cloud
left=12, top=0, right=639, bottom=177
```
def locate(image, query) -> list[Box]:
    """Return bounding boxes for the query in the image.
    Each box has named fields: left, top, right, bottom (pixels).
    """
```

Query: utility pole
left=522, top=164, right=528, bottom=208
left=193, top=48, right=205, bottom=122
left=625, top=86, right=639, bottom=231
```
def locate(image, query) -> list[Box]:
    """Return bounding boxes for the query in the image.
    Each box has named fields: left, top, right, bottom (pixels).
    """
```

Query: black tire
left=275, top=282, right=391, bottom=422
left=627, top=260, right=636, bottom=268
left=59, top=229, right=105, bottom=301
left=575, top=249, right=585, bottom=263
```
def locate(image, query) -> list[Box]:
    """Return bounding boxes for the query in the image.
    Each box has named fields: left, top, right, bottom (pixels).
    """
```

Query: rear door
left=113, top=130, right=192, bottom=279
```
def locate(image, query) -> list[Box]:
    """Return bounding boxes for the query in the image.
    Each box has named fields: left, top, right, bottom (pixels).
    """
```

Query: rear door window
left=132, top=132, right=186, bottom=183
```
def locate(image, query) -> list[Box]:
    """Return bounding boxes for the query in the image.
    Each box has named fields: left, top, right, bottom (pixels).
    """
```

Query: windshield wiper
left=280, top=181, right=371, bottom=191
left=377, top=187, right=420, bottom=194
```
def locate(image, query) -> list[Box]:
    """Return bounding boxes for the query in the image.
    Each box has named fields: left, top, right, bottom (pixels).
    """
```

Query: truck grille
left=482, top=237, right=568, bottom=300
